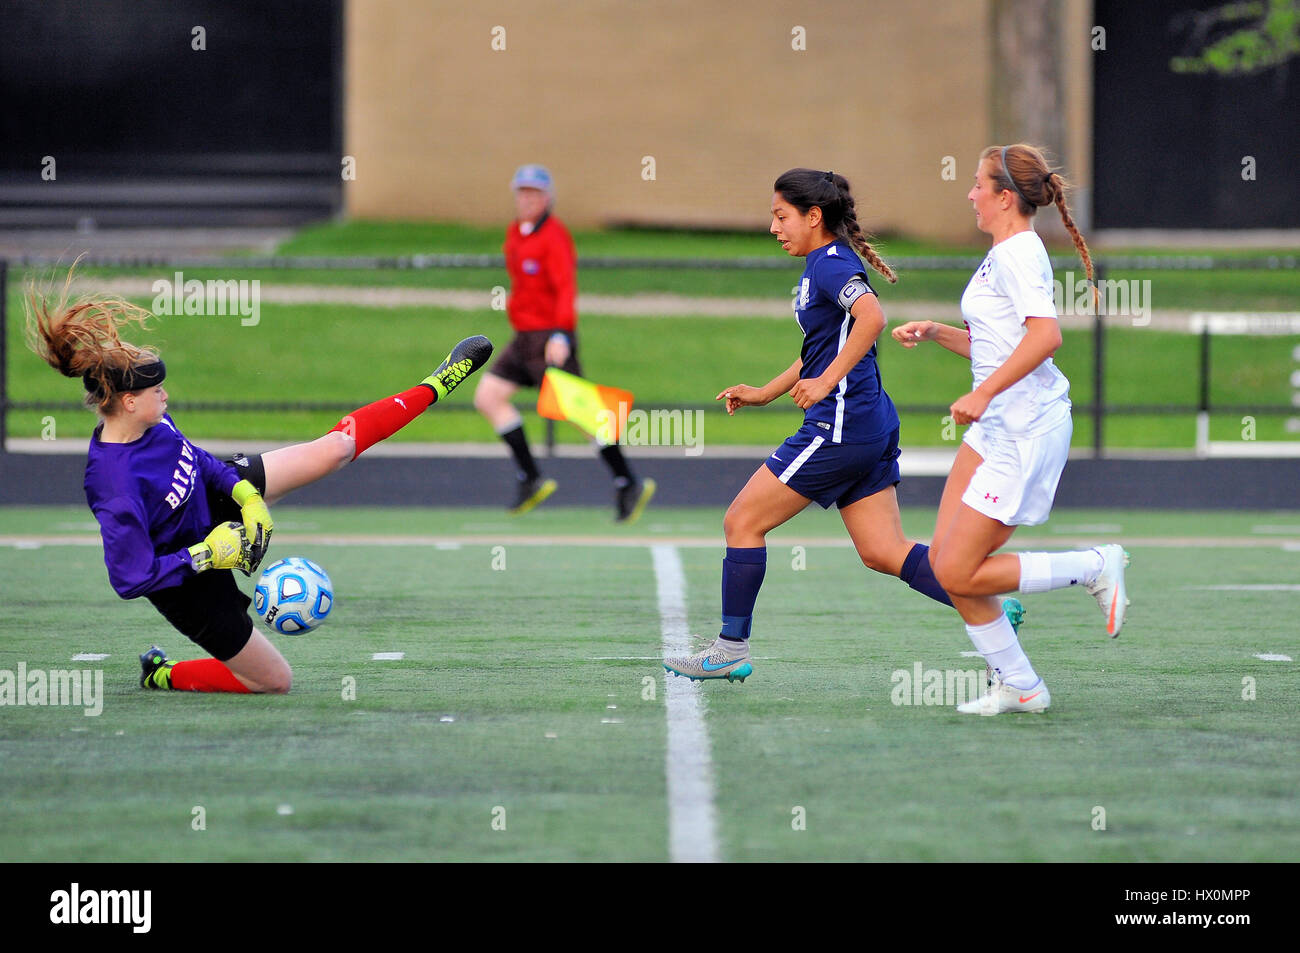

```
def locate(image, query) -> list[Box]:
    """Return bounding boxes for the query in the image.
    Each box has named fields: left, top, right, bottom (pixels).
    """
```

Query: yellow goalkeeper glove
left=231, top=479, right=273, bottom=573
left=188, top=521, right=254, bottom=575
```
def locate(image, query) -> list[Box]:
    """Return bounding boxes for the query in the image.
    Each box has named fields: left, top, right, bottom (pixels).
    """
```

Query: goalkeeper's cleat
left=957, top=673, right=1050, bottom=716
left=663, top=638, right=753, bottom=683
left=139, top=645, right=174, bottom=690
left=509, top=477, right=557, bottom=515
left=423, top=335, right=494, bottom=402
left=615, top=478, right=656, bottom=524
left=1084, top=544, right=1130, bottom=638
left=988, top=598, right=1028, bottom=687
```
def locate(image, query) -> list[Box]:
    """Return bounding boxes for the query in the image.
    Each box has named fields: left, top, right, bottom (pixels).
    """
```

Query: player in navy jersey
left=664, top=168, right=1019, bottom=683
left=26, top=271, right=491, bottom=695
left=892, top=144, right=1128, bottom=715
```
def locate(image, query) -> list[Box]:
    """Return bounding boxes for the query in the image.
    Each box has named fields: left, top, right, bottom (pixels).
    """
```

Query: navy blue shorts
left=764, top=424, right=901, bottom=509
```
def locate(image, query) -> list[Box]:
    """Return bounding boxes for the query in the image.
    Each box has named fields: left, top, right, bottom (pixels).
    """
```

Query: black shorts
left=489, top=330, right=582, bottom=389
left=144, top=450, right=268, bottom=662
left=146, top=569, right=254, bottom=662
left=209, top=451, right=268, bottom=524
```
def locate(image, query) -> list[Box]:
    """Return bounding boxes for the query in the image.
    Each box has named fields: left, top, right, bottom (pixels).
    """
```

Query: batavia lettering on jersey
left=164, top=440, right=197, bottom=509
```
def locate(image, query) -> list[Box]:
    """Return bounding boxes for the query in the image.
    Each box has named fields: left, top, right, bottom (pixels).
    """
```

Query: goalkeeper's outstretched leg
left=262, top=334, right=494, bottom=503
left=24, top=263, right=493, bottom=697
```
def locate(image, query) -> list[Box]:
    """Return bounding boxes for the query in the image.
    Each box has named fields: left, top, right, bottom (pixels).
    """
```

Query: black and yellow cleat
left=616, top=478, right=656, bottom=524
left=509, top=477, right=557, bottom=515
left=139, top=645, right=174, bottom=690
left=423, top=335, right=494, bottom=402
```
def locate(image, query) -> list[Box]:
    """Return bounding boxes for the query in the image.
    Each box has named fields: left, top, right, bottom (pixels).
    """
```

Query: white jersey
left=959, top=230, right=1071, bottom=437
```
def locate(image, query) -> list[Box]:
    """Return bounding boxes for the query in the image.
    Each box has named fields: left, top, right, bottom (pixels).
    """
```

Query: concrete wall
left=345, top=0, right=1093, bottom=242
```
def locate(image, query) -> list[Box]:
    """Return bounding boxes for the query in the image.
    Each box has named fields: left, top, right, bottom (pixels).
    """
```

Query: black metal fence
left=3, top=253, right=1298, bottom=456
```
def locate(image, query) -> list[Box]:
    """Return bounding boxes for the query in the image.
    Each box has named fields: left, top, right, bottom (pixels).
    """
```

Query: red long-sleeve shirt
left=503, top=213, right=577, bottom=333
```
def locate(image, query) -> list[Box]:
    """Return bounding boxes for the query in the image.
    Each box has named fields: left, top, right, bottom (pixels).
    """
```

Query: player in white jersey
left=892, top=143, right=1129, bottom=715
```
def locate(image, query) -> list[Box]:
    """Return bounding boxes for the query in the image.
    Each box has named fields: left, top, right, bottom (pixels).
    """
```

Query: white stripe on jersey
left=778, top=436, right=825, bottom=483
left=833, top=313, right=850, bottom=443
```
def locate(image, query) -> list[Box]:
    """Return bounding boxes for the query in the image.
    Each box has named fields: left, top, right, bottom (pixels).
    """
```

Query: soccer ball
left=254, top=557, right=334, bottom=634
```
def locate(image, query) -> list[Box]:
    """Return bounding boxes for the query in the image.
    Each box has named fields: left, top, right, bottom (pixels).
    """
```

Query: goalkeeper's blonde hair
left=25, top=261, right=160, bottom=414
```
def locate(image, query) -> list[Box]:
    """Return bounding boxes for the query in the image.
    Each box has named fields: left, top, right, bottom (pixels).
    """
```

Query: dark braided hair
left=773, top=168, right=897, bottom=283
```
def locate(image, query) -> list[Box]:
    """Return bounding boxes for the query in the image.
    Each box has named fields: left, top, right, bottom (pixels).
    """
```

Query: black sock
left=501, top=425, right=540, bottom=482
left=599, top=444, right=634, bottom=487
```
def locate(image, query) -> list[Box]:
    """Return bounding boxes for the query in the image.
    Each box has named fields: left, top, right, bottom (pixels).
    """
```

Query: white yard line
left=652, top=544, right=719, bottom=864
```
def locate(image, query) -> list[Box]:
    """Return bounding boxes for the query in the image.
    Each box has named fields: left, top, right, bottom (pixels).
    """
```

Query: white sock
left=965, top=614, right=1039, bottom=690
left=1018, top=549, right=1104, bottom=593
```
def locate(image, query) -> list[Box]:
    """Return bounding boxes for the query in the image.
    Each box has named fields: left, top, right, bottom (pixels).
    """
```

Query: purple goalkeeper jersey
left=84, top=415, right=239, bottom=598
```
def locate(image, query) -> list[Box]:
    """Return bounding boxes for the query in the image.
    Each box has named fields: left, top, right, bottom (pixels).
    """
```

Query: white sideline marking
left=1187, top=585, right=1300, bottom=591
left=652, top=544, right=719, bottom=864
left=71, top=653, right=109, bottom=661
left=1254, top=653, right=1293, bottom=662
left=371, top=652, right=405, bottom=661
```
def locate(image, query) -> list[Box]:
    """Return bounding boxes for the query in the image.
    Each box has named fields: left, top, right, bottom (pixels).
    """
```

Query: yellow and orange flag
left=537, top=368, right=634, bottom=444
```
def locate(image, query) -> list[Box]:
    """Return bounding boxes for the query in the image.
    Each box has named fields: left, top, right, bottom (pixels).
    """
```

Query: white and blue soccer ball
left=254, top=557, right=334, bottom=634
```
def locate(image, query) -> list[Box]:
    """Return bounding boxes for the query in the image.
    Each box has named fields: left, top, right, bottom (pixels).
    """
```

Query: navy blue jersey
left=793, top=241, right=899, bottom=443
left=84, top=415, right=239, bottom=598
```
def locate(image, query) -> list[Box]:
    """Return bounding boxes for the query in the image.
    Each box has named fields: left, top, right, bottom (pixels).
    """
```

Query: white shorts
left=961, top=418, right=1072, bottom=526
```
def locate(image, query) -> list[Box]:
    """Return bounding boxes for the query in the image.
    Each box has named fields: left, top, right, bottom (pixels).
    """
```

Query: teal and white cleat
left=1085, top=544, right=1130, bottom=638
left=664, top=638, right=753, bottom=683
left=957, top=673, right=1051, bottom=716
left=1002, top=597, right=1026, bottom=634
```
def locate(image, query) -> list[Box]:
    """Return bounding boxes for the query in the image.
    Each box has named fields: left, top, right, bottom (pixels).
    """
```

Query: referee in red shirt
left=472, top=164, right=655, bottom=520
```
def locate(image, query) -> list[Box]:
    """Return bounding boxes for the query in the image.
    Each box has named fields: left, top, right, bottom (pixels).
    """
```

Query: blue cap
left=510, top=164, right=553, bottom=192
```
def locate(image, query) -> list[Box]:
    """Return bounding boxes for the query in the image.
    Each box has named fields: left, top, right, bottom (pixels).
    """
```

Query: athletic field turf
left=1, top=505, right=1296, bottom=862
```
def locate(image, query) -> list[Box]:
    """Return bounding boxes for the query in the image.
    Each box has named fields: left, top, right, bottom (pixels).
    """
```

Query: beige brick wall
left=345, top=0, right=1092, bottom=242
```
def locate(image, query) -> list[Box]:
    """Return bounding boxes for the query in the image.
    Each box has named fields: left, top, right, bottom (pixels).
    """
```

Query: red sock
left=329, top=385, right=434, bottom=460
left=170, top=658, right=252, bottom=693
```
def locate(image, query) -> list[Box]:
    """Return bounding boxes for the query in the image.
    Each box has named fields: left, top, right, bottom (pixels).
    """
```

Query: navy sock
left=720, top=546, right=766, bottom=641
left=900, top=543, right=953, bottom=607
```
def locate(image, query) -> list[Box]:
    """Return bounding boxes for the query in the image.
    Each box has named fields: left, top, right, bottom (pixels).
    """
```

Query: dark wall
left=0, top=0, right=341, bottom=175
left=1093, top=0, right=1300, bottom=228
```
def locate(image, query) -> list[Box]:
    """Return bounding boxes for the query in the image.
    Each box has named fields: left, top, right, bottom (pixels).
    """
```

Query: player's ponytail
left=25, top=263, right=161, bottom=413
left=774, top=168, right=897, bottom=283
left=985, top=144, right=1095, bottom=290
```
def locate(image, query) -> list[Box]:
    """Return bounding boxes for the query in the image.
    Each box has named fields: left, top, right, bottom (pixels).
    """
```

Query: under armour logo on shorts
left=984, top=492, right=999, bottom=503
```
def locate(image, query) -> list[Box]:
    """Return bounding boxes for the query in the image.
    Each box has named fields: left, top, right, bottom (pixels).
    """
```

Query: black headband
left=83, top=359, right=166, bottom=396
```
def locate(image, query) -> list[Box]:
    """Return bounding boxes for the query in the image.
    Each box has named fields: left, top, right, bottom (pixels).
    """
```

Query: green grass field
left=5, top=221, right=1298, bottom=448
left=7, top=296, right=1300, bottom=448
left=2, top=505, right=1297, bottom=862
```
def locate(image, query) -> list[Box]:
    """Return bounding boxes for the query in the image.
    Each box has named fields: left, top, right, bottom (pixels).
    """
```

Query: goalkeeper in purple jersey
left=27, top=268, right=491, bottom=695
